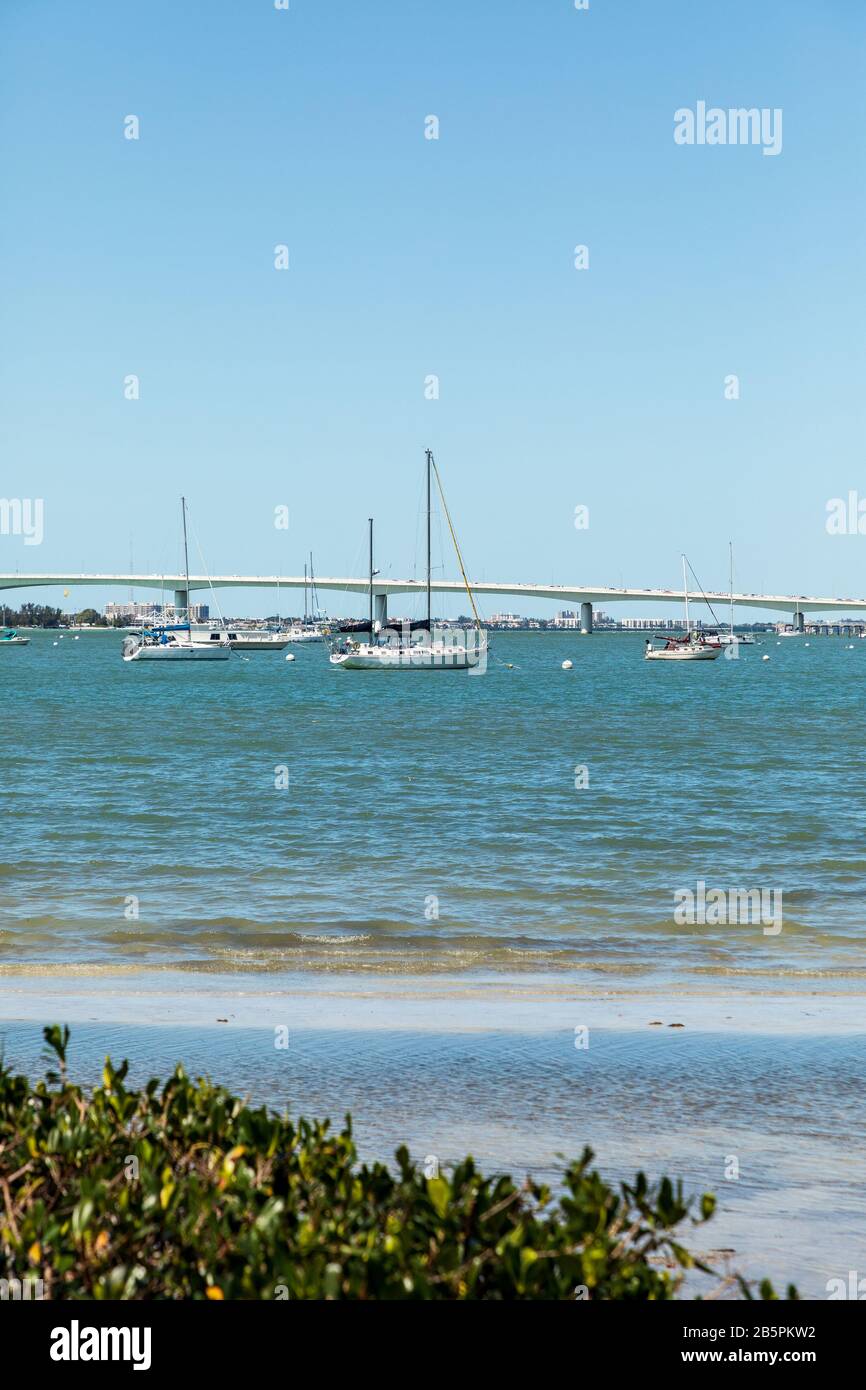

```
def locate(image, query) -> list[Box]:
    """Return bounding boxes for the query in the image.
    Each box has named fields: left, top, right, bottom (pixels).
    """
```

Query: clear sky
left=1, top=0, right=864, bottom=618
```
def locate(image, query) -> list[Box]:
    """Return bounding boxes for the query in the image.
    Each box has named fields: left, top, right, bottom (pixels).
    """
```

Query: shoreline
left=1, top=968, right=865, bottom=1034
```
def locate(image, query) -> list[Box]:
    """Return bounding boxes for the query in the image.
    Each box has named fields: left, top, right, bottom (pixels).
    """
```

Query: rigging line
left=187, top=511, right=226, bottom=627
left=309, top=552, right=323, bottom=620
left=430, top=456, right=483, bottom=632
left=685, top=554, right=724, bottom=628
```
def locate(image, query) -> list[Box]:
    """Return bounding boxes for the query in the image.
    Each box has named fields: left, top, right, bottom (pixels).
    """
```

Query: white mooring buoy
left=561, top=659, right=573, bottom=671
left=762, top=654, right=770, bottom=661
left=285, top=653, right=296, bottom=662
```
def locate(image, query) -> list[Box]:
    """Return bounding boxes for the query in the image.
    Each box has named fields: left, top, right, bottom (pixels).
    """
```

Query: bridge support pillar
left=580, top=601, right=593, bottom=634
left=374, top=593, right=387, bottom=627
left=794, top=610, right=805, bottom=633
left=174, top=588, right=189, bottom=622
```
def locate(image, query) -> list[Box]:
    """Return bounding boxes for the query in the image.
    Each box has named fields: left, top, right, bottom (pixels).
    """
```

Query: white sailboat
left=285, top=559, right=324, bottom=643
left=644, top=556, right=722, bottom=661
left=328, top=450, right=487, bottom=672
left=122, top=499, right=231, bottom=662
left=123, top=626, right=230, bottom=661
left=284, top=624, right=321, bottom=643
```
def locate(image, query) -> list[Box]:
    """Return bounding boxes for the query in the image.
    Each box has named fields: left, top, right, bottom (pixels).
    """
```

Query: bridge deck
left=0, top=574, right=864, bottom=615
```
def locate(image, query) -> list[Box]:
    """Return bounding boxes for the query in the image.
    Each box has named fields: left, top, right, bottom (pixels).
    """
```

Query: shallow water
left=1, top=1016, right=862, bottom=1298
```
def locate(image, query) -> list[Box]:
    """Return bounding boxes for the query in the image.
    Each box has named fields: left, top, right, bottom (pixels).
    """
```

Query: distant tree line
left=0, top=604, right=110, bottom=628
left=73, top=608, right=109, bottom=626
left=1, top=602, right=65, bottom=628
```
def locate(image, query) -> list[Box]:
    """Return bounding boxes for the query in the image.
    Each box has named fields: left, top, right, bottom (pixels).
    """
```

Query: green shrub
left=0, top=1026, right=792, bottom=1300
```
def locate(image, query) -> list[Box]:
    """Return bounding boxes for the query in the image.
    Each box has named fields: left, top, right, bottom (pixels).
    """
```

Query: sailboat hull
left=330, top=640, right=486, bottom=671
left=123, top=640, right=230, bottom=662
left=644, top=645, right=721, bottom=661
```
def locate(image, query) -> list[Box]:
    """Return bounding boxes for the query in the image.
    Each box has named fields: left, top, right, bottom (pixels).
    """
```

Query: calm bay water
left=1, top=628, right=865, bottom=989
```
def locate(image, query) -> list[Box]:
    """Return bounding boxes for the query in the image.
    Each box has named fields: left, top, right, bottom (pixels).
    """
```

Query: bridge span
left=1, top=573, right=863, bottom=632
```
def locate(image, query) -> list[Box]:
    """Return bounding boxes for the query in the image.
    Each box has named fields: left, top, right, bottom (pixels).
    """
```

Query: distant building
left=618, top=616, right=701, bottom=631
left=104, top=601, right=209, bottom=623
left=553, top=609, right=580, bottom=629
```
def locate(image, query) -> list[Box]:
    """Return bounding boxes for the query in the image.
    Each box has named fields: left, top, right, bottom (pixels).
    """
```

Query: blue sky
left=1, top=0, right=864, bottom=618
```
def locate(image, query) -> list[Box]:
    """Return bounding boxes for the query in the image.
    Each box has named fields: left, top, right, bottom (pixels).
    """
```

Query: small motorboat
left=194, top=626, right=289, bottom=651
left=0, top=628, right=30, bottom=646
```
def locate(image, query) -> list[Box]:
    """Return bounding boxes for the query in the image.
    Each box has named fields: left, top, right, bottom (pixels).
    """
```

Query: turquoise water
left=2, top=628, right=866, bottom=988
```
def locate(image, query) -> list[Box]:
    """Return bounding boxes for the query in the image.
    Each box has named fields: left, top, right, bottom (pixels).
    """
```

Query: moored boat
left=328, top=450, right=487, bottom=673
left=284, top=623, right=322, bottom=644
left=644, top=633, right=721, bottom=661
left=644, top=556, right=722, bottom=661
left=285, top=559, right=324, bottom=642
left=193, top=625, right=289, bottom=651
left=123, top=624, right=230, bottom=661
left=122, top=499, right=231, bottom=662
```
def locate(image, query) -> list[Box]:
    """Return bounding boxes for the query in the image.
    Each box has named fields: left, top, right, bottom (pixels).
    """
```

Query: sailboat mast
left=425, top=448, right=432, bottom=631
left=682, top=553, right=690, bottom=633
left=303, top=563, right=308, bottom=624
left=368, top=519, right=374, bottom=633
left=181, top=496, right=190, bottom=625
left=729, top=540, right=734, bottom=637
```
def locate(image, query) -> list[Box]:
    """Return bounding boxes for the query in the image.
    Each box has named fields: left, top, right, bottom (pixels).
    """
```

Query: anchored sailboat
left=285, top=556, right=324, bottom=642
left=327, top=450, right=487, bottom=671
left=644, top=555, right=722, bottom=661
left=122, top=499, right=231, bottom=662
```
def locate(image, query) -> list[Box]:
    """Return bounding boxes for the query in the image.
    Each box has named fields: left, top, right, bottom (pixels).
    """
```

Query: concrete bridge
left=1, top=572, right=864, bottom=632
left=1, top=569, right=861, bottom=636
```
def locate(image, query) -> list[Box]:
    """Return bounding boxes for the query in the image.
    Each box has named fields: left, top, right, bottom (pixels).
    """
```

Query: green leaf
left=427, top=1176, right=450, bottom=1219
